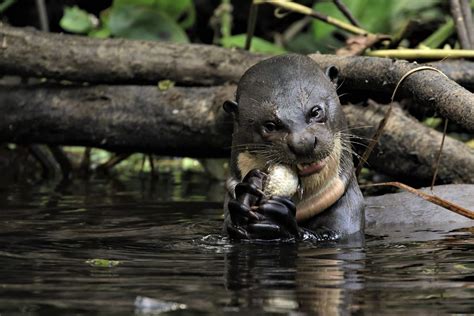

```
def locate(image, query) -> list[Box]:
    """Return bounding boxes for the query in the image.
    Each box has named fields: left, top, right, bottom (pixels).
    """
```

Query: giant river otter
left=223, top=54, right=364, bottom=241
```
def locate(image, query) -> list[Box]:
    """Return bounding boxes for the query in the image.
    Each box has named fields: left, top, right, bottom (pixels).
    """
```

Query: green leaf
left=108, top=4, right=189, bottom=42
left=312, top=0, right=393, bottom=40
left=86, top=259, right=121, bottom=268
left=0, top=0, right=16, bottom=13
left=310, top=0, right=442, bottom=52
left=112, top=0, right=156, bottom=7
left=158, top=79, right=175, bottom=91
left=88, top=27, right=111, bottom=39
left=60, top=6, right=95, bottom=34
left=221, top=34, right=286, bottom=54
left=422, top=117, right=442, bottom=129
left=111, top=0, right=195, bottom=28
left=466, top=139, right=474, bottom=149
left=154, top=0, right=195, bottom=28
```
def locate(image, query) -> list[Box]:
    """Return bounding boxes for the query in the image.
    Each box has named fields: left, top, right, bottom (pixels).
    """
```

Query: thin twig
left=459, top=0, right=474, bottom=48
left=245, top=3, right=259, bottom=50
left=450, top=0, right=471, bottom=49
left=332, top=0, right=361, bottom=27
left=79, top=147, right=91, bottom=176
left=282, top=16, right=312, bottom=43
left=148, top=154, right=156, bottom=178
left=48, top=145, right=72, bottom=179
left=29, top=145, right=58, bottom=179
left=366, top=48, right=474, bottom=59
left=255, top=0, right=372, bottom=36
left=430, top=118, right=448, bottom=190
left=35, top=0, right=49, bottom=32
left=97, top=153, right=130, bottom=172
left=362, top=181, right=474, bottom=220
left=355, top=66, right=449, bottom=177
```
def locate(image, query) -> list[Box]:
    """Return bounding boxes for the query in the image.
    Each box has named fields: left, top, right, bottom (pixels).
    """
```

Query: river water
left=0, top=173, right=473, bottom=315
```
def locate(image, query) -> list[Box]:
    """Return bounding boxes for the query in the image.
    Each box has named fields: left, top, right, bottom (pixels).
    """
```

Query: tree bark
left=431, top=60, right=474, bottom=90
left=1, top=84, right=473, bottom=183
left=309, top=54, right=474, bottom=132
left=0, top=84, right=234, bottom=157
left=344, top=101, right=474, bottom=184
left=1, top=25, right=473, bottom=131
left=0, top=25, right=263, bottom=86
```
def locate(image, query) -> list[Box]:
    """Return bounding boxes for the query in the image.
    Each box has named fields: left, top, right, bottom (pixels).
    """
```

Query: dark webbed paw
left=258, top=196, right=300, bottom=238
left=227, top=169, right=266, bottom=227
left=226, top=169, right=301, bottom=241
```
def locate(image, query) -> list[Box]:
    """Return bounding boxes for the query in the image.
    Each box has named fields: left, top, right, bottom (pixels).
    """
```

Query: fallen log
left=0, top=84, right=234, bottom=157
left=344, top=101, right=474, bottom=184
left=431, top=60, right=474, bottom=90
left=310, top=54, right=474, bottom=132
left=0, top=84, right=472, bottom=183
left=1, top=25, right=473, bottom=131
left=0, top=25, right=263, bottom=86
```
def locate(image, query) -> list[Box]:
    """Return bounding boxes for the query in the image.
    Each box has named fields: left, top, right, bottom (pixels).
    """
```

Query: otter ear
left=223, top=100, right=238, bottom=114
left=325, top=65, right=339, bottom=85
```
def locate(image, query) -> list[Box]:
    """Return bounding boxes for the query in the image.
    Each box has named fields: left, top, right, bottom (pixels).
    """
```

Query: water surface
left=0, top=174, right=473, bottom=315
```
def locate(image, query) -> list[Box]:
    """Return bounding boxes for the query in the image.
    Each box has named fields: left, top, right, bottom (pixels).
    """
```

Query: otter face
left=225, top=54, right=346, bottom=178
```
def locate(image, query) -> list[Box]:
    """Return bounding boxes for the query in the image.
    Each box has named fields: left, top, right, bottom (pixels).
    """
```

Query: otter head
left=224, top=54, right=345, bottom=181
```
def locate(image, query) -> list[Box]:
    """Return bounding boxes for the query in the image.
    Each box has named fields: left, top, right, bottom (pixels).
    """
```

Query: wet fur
left=225, top=54, right=365, bottom=238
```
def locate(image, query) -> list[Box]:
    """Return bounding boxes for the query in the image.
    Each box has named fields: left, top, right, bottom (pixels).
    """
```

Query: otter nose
left=288, top=132, right=317, bottom=157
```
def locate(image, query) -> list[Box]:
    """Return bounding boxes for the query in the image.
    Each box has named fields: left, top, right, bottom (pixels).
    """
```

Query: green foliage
left=85, top=259, right=121, bottom=268
left=59, top=6, right=96, bottom=34
left=422, top=117, right=443, bottom=129
left=419, top=18, right=455, bottom=48
left=467, top=139, right=474, bottom=149
left=311, top=0, right=441, bottom=52
left=108, top=4, right=188, bottom=42
left=0, top=0, right=15, bottom=13
left=59, top=0, right=195, bottom=43
left=158, top=80, right=175, bottom=91
left=221, top=34, right=286, bottom=54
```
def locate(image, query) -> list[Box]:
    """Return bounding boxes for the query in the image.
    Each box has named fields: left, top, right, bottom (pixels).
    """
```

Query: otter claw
left=235, top=182, right=264, bottom=199
left=248, top=223, right=295, bottom=240
left=227, top=224, right=250, bottom=240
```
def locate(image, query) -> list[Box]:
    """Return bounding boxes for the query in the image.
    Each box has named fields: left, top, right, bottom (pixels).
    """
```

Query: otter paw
left=228, top=196, right=301, bottom=241
left=227, top=196, right=302, bottom=241
left=258, top=196, right=300, bottom=238
left=228, top=198, right=262, bottom=226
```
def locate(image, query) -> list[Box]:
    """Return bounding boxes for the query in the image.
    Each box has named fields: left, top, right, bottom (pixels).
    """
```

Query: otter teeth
left=297, top=163, right=310, bottom=170
left=296, top=159, right=327, bottom=177
left=296, top=162, right=319, bottom=170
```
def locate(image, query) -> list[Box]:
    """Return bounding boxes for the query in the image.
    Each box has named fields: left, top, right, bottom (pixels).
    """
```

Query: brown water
left=0, top=173, right=473, bottom=315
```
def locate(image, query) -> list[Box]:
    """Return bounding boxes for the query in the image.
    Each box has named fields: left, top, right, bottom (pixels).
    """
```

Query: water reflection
left=0, top=174, right=472, bottom=315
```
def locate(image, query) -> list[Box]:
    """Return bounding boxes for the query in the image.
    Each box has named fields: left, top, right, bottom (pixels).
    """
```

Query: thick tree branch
left=309, top=54, right=474, bottom=132
left=0, top=84, right=234, bottom=157
left=1, top=26, right=473, bottom=131
left=344, top=101, right=474, bottom=184
left=1, top=84, right=473, bottom=184
left=0, top=25, right=263, bottom=86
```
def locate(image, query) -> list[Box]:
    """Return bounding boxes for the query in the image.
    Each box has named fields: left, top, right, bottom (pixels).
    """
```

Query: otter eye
left=263, top=121, right=277, bottom=133
left=309, top=105, right=325, bottom=121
